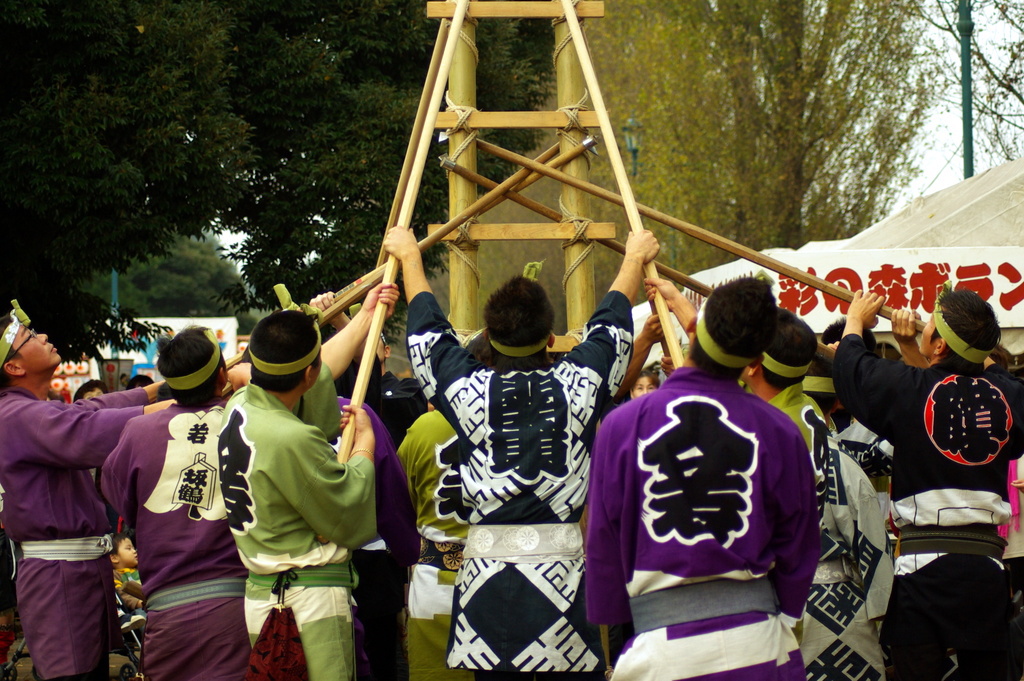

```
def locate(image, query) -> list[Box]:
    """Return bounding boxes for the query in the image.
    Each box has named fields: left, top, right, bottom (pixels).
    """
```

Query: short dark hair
left=156, top=327, right=225, bottom=406
left=465, top=332, right=493, bottom=367
left=126, top=374, right=155, bottom=390
left=822, top=317, right=876, bottom=353
left=0, top=318, right=17, bottom=389
left=248, top=311, right=323, bottom=392
left=483, top=276, right=554, bottom=374
left=635, top=369, right=661, bottom=388
left=762, top=309, right=817, bottom=390
left=110, top=532, right=132, bottom=555
left=690, top=278, right=777, bottom=379
left=931, top=289, right=1000, bottom=376
left=73, top=379, right=107, bottom=402
left=805, top=356, right=837, bottom=415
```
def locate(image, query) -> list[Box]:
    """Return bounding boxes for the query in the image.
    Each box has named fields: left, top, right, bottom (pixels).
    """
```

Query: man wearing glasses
left=0, top=301, right=166, bottom=681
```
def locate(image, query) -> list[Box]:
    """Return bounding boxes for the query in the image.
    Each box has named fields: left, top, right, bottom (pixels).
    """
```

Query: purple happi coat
left=102, top=398, right=249, bottom=681
left=337, top=397, right=419, bottom=679
left=587, top=367, right=819, bottom=681
left=337, top=397, right=419, bottom=568
left=0, top=386, right=148, bottom=679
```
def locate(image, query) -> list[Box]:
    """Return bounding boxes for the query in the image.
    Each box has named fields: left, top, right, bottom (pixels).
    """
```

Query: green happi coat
left=397, top=410, right=472, bottom=681
left=219, top=366, right=376, bottom=681
left=770, top=383, right=829, bottom=521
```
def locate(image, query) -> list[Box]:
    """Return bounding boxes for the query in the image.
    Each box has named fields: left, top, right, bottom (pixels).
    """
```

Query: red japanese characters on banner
left=998, top=263, right=1024, bottom=310
left=779, top=267, right=821, bottom=315
left=777, top=261, right=1024, bottom=319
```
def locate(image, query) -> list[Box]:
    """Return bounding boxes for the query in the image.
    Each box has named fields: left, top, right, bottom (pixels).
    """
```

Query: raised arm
left=890, top=308, right=929, bottom=369
left=608, top=229, right=660, bottom=302
left=320, top=283, right=399, bottom=379
left=383, top=227, right=432, bottom=303
left=644, top=277, right=697, bottom=342
left=842, top=290, right=885, bottom=339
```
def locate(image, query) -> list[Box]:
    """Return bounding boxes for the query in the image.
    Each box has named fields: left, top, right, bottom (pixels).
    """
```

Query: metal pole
left=111, top=269, right=119, bottom=359
left=958, top=0, right=974, bottom=178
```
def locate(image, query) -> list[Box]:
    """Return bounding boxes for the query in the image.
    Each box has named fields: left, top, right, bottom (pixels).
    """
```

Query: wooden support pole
left=221, top=141, right=595, bottom=372
left=375, top=19, right=452, bottom=268
left=339, top=0, right=472, bottom=461
left=427, top=222, right=617, bottom=241
left=476, top=138, right=925, bottom=332
left=555, top=0, right=686, bottom=368
left=433, top=110, right=601, bottom=129
left=554, top=6, right=596, bottom=337
left=442, top=158, right=835, bottom=359
left=312, top=141, right=588, bottom=333
left=447, top=16, right=480, bottom=333
left=427, top=2, right=606, bottom=19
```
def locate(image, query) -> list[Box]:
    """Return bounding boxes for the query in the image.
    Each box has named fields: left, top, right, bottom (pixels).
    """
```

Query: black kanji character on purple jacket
left=640, top=397, right=757, bottom=547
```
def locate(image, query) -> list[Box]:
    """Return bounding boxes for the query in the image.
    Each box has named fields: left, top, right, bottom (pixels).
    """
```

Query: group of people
left=0, top=224, right=1021, bottom=681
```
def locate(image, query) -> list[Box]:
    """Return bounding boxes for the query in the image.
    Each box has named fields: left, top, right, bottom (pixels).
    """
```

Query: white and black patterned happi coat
left=406, top=290, right=633, bottom=672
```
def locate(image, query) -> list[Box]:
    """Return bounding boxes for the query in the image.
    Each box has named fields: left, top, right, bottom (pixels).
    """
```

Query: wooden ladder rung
left=435, top=111, right=599, bottom=129
left=428, top=222, right=616, bottom=241
left=427, top=2, right=604, bottom=19
left=549, top=335, right=580, bottom=353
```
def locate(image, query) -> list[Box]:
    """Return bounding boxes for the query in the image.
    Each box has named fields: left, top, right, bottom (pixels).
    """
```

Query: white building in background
left=51, top=316, right=239, bottom=399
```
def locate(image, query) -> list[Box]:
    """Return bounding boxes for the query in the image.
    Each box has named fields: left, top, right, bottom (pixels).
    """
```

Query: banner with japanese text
left=692, top=247, right=1024, bottom=353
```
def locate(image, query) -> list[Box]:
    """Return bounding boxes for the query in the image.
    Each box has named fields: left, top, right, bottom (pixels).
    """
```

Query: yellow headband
left=250, top=334, right=321, bottom=376
left=523, top=261, right=544, bottom=280
left=274, top=283, right=324, bottom=325
left=803, top=376, right=835, bottom=395
left=762, top=353, right=812, bottom=378
left=245, top=283, right=325, bottom=374
left=163, top=330, right=223, bottom=391
left=695, top=312, right=758, bottom=368
left=490, top=336, right=549, bottom=357
left=2, top=300, right=31, bottom=360
left=933, top=281, right=995, bottom=364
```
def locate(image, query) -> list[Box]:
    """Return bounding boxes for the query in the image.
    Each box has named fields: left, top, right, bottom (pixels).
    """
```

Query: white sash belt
left=464, top=523, right=583, bottom=563
left=813, top=558, right=853, bottom=585
left=19, top=535, right=112, bottom=561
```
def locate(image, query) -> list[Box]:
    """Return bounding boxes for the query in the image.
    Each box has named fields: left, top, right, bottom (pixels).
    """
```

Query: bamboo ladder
left=338, top=0, right=688, bottom=458
left=331, top=0, right=921, bottom=457
left=425, top=0, right=676, bottom=349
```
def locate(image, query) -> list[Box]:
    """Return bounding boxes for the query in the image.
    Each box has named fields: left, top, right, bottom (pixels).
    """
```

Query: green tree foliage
left=0, top=0, right=250, bottom=358
left=588, top=0, right=935, bottom=274
left=216, top=2, right=553, bottom=314
left=85, top=235, right=244, bottom=318
left=1, top=0, right=552, bottom=359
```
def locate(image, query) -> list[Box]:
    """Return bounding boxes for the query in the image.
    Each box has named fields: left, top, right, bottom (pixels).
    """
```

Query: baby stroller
left=111, top=588, right=144, bottom=680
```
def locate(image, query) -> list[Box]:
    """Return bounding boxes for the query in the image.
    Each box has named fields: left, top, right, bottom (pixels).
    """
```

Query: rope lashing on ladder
left=559, top=196, right=595, bottom=292
left=442, top=6, right=480, bottom=169
left=445, top=214, right=482, bottom=285
left=551, top=0, right=586, bottom=45
left=444, top=91, right=479, bottom=168
left=552, top=1, right=591, bottom=155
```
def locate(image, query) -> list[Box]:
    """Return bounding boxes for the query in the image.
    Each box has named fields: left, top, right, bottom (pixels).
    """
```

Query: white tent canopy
left=678, top=157, right=1024, bottom=357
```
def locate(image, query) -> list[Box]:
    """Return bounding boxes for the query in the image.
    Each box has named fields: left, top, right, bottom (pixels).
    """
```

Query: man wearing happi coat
left=0, top=300, right=166, bottom=680
left=102, top=326, right=249, bottom=680
left=218, top=283, right=397, bottom=681
left=383, top=225, right=660, bottom=679
left=588, top=278, right=819, bottom=681
left=835, top=286, right=1024, bottom=681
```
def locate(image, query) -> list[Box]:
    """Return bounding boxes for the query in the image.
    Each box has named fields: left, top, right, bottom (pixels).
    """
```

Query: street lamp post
left=958, top=0, right=974, bottom=178
left=622, top=116, right=642, bottom=177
